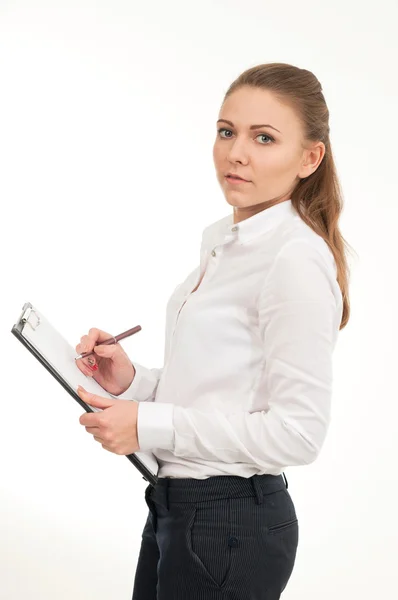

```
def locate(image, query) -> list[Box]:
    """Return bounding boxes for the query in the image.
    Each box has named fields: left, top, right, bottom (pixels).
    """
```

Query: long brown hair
left=222, top=63, right=354, bottom=330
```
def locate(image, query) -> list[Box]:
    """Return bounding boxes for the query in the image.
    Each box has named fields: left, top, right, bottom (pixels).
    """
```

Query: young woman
left=76, top=62, right=352, bottom=599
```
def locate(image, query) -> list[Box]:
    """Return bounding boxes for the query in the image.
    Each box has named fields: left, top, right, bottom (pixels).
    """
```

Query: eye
left=217, top=128, right=274, bottom=144
left=256, top=133, right=275, bottom=144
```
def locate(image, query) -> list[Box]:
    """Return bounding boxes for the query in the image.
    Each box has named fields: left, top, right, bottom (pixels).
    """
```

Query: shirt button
left=231, top=226, right=238, bottom=232
left=228, top=536, right=239, bottom=548
left=211, top=249, right=216, bottom=256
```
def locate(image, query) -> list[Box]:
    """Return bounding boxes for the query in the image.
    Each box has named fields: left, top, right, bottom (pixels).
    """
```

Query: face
left=213, top=86, right=325, bottom=223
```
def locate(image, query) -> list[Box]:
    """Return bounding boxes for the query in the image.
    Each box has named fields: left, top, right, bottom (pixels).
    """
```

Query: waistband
left=148, top=473, right=288, bottom=508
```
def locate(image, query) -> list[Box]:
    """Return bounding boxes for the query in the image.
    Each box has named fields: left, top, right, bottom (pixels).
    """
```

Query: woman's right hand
left=75, top=328, right=136, bottom=396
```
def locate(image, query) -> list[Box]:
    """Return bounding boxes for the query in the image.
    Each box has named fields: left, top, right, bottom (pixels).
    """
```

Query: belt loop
left=165, top=477, right=170, bottom=511
left=250, top=474, right=264, bottom=505
left=282, top=472, right=288, bottom=489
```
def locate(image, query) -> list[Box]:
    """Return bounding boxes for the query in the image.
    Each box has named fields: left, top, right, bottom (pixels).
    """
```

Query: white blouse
left=118, top=199, right=343, bottom=479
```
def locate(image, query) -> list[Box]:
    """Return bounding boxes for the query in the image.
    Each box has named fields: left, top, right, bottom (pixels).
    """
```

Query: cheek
left=259, top=147, right=298, bottom=176
left=213, top=143, right=222, bottom=167
left=213, top=148, right=226, bottom=182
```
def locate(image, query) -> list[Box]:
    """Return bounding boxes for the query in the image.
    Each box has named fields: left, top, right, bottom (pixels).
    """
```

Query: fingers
left=75, top=357, right=97, bottom=377
left=77, top=328, right=113, bottom=354
left=93, top=343, right=120, bottom=359
left=75, top=328, right=107, bottom=376
left=88, top=328, right=114, bottom=345
left=75, top=328, right=114, bottom=369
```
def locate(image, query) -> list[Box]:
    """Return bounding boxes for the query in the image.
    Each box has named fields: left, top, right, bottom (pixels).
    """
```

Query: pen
left=75, top=325, right=142, bottom=360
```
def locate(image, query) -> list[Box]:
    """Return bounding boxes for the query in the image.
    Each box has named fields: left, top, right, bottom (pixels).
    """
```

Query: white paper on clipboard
left=13, top=303, right=159, bottom=479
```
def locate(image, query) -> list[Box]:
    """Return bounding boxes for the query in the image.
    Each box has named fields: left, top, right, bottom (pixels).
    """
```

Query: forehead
left=219, top=87, right=300, bottom=133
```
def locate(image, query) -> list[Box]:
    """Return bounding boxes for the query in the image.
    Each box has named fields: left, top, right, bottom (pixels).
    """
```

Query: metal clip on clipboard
left=21, top=304, right=40, bottom=330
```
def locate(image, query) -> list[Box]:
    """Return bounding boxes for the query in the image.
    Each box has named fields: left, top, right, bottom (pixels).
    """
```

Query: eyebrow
left=217, top=119, right=281, bottom=134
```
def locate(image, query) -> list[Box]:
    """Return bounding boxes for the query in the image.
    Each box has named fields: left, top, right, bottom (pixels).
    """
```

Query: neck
left=233, top=198, right=289, bottom=224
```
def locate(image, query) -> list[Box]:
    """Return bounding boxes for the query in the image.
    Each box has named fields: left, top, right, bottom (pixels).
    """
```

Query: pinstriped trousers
left=131, top=473, right=298, bottom=599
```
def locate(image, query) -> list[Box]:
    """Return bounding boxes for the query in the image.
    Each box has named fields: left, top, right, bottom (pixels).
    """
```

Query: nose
left=226, top=138, right=249, bottom=165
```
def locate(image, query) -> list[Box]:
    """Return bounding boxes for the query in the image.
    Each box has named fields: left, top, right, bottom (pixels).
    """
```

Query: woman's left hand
left=77, top=386, right=140, bottom=455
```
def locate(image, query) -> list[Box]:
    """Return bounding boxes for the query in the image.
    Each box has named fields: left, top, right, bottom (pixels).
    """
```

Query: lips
left=226, top=173, right=249, bottom=182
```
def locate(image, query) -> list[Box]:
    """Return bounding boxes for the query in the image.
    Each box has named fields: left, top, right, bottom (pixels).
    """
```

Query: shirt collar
left=202, top=199, right=298, bottom=247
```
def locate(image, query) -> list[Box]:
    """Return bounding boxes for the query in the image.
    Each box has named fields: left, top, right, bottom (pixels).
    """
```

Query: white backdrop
left=1, top=1, right=397, bottom=598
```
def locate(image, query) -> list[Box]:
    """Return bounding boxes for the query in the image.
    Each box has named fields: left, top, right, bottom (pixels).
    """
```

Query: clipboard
left=11, top=302, right=159, bottom=486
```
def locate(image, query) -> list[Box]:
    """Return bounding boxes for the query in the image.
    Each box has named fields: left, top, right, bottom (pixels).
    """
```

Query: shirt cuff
left=115, top=362, right=159, bottom=401
left=137, top=401, right=175, bottom=452
left=115, top=362, right=143, bottom=400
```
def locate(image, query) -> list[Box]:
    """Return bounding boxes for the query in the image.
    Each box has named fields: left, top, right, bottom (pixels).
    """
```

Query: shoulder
left=275, top=216, right=337, bottom=277
left=260, top=217, right=341, bottom=307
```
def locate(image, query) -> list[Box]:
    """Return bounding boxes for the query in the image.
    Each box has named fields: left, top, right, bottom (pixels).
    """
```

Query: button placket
left=169, top=260, right=208, bottom=346
left=168, top=229, right=235, bottom=349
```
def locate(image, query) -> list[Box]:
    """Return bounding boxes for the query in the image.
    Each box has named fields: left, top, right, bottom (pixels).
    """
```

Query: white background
left=1, top=1, right=397, bottom=598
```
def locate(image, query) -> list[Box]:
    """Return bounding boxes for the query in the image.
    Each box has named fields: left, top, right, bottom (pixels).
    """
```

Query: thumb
left=77, top=386, right=115, bottom=408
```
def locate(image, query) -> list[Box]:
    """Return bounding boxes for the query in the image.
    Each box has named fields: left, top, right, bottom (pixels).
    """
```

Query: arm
left=137, top=238, right=343, bottom=468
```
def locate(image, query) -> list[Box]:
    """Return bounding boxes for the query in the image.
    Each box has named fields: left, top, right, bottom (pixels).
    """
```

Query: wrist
left=126, top=364, right=136, bottom=389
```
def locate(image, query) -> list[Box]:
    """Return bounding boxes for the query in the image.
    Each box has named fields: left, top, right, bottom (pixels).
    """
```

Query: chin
left=224, top=198, right=250, bottom=209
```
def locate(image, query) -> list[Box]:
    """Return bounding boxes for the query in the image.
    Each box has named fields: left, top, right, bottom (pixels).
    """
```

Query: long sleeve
left=115, top=363, right=163, bottom=402
left=137, top=238, right=342, bottom=470
left=116, top=366, right=177, bottom=451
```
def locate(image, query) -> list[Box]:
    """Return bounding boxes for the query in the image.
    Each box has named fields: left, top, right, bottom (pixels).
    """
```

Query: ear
left=299, top=141, right=325, bottom=178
